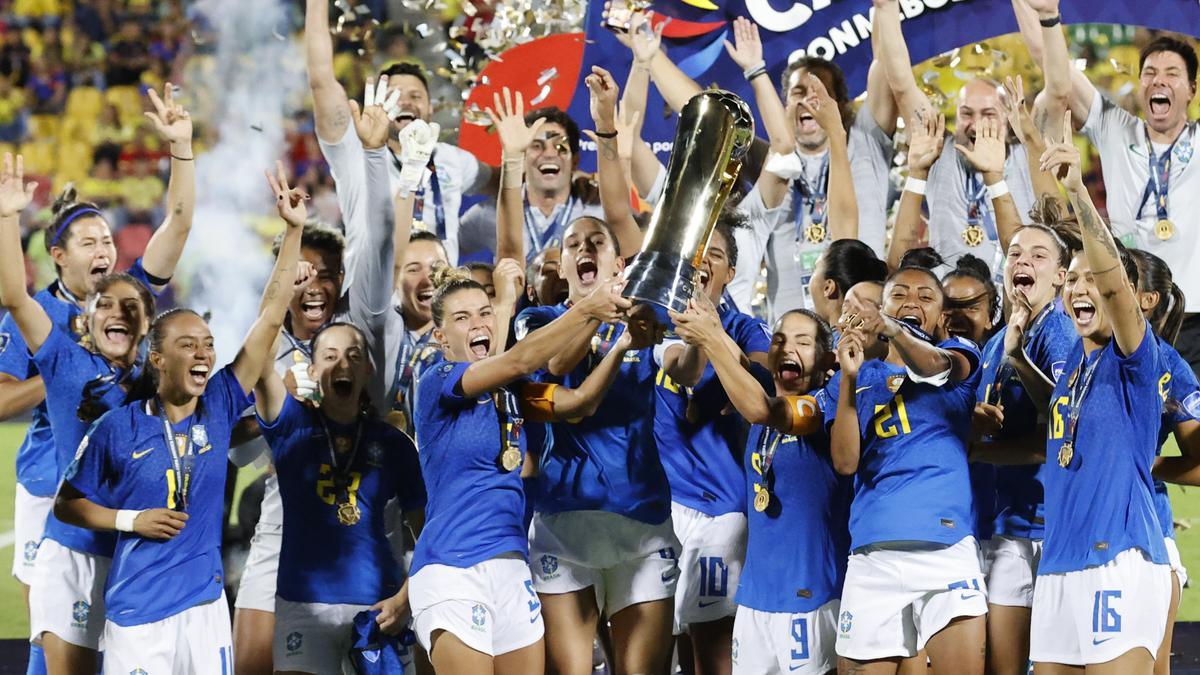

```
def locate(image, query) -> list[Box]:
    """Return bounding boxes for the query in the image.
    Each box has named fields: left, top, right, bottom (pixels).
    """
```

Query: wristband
left=986, top=180, right=1011, bottom=201
left=170, top=154, right=195, bottom=161
left=1038, top=14, right=1061, bottom=27
left=593, top=129, right=618, bottom=139
left=501, top=157, right=525, bottom=190
left=744, top=67, right=768, bottom=82
left=903, top=176, right=927, bottom=196
left=115, top=509, right=142, bottom=533
left=742, top=61, right=766, bottom=78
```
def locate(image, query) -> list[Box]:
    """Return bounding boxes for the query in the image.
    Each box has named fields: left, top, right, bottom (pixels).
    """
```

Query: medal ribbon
left=1136, top=125, right=1186, bottom=222
left=964, top=171, right=999, bottom=241
left=1063, top=350, right=1103, bottom=448
left=318, top=412, right=364, bottom=507
left=387, top=323, right=434, bottom=412
left=756, top=427, right=783, bottom=492
left=494, top=387, right=524, bottom=464
left=523, top=193, right=576, bottom=259
left=792, top=153, right=830, bottom=243
left=393, top=150, right=446, bottom=238
left=156, top=399, right=196, bottom=511
left=989, top=302, right=1055, bottom=404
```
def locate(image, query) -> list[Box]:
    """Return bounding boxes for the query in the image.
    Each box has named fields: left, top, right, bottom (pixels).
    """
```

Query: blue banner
left=567, top=0, right=1200, bottom=170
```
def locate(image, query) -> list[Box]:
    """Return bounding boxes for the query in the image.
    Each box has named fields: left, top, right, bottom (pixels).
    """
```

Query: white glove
left=396, top=119, right=441, bottom=197
left=764, top=151, right=805, bottom=181
left=290, top=362, right=320, bottom=404
left=364, top=75, right=402, bottom=121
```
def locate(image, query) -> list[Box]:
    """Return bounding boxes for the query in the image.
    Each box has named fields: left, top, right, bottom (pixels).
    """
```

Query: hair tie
left=50, top=208, right=103, bottom=246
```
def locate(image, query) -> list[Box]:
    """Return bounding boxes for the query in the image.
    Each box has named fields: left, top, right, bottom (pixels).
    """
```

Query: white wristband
left=986, top=180, right=1011, bottom=200
left=903, top=176, right=927, bottom=196
left=115, top=509, right=142, bottom=533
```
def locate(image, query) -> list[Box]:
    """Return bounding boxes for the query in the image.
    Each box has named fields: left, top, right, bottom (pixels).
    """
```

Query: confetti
left=537, top=67, right=558, bottom=86
left=251, top=124, right=264, bottom=132
left=529, top=84, right=552, bottom=106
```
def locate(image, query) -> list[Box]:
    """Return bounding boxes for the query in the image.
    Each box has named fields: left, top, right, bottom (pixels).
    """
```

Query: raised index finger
left=1062, top=108, right=1073, bottom=144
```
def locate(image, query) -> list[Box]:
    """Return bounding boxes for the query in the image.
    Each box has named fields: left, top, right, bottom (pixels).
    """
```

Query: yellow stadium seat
left=18, top=141, right=56, bottom=175
left=105, top=86, right=143, bottom=126
left=28, top=114, right=60, bottom=141
left=65, top=87, right=103, bottom=120
left=56, top=141, right=93, bottom=182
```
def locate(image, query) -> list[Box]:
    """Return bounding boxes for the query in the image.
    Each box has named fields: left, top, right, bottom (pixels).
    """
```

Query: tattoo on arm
left=173, top=202, right=183, bottom=216
left=1075, top=197, right=1119, bottom=258
left=598, top=138, right=618, bottom=162
left=1034, top=107, right=1050, bottom=137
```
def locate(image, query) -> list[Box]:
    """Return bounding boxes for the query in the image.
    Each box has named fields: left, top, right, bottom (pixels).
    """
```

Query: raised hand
left=485, top=87, right=545, bottom=159
left=1003, top=286, right=1034, bottom=358
left=629, top=11, right=664, bottom=65
left=289, top=361, right=320, bottom=403
left=837, top=328, right=866, bottom=378
left=669, top=297, right=723, bottom=348
left=493, top=257, right=526, bottom=310
left=907, top=110, right=945, bottom=174
left=144, top=83, right=192, bottom=147
left=1039, top=109, right=1083, bottom=191
left=799, top=74, right=845, bottom=135
left=585, top=66, right=620, bottom=131
left=840, top=290, right=898, bottom=339
left=350, top=76, right=401, bottom=149
left=132, top=508, right=188, bottom=540
left=395, top=119, right=439, bottom=197
left=294, top=260, right=316, bottom=292
left=622, top=315, right=665, bottom=350
left=1022, top=0, right=1061, bottom=17
left=722, top=16, right=764, bottom=71
left=576, top=276, right=632, bottom=323
left=0, top=153, right=37, bottom=217
left=956, top=117, right=1006, bottom=176
left=1001, top=75, right=1036, bottom=146
left=265, top=160, right=307, bottom=228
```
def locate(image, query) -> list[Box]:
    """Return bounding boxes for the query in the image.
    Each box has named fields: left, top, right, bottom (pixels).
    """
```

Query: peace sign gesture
left=265, top=161, right=307, bottom=228
left=1038, top=109, right=1083, bottom=193
left=144, top=83, right=193, bottom=147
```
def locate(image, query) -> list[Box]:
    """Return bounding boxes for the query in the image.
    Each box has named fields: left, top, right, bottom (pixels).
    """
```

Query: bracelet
left=986, top=179, right=1011, bottom=200
left=115, top=509, right=142, bottom=533
left=903, top=176, right=927, bottom=196
left=593, top=129, right=618, bottom=139
left=744, top=66, right=768, bottom=82
left=170, top=154, right=195, bottom=161
left=1039, top=14, right=1061, bottom=27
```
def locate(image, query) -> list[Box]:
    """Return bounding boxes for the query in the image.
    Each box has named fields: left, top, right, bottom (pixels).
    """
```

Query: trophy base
left=621, top=251, right=697, bottom=328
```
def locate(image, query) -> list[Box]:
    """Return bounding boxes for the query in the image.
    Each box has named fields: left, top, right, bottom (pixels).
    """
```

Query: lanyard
left=757, top=427, right=784, bottom=487
left=964, top=171, right=999, bottom=241
left=989, top=302, right=1055, bottom=403
left=387, top=321, right=433, bottom=409
left=524, top=194, right=575, bottom=258
left=281, top=328, right=312, bottom=361
left=792, top=153, right=830, bottom=241
left=1063, top=349, right=1103, bottom=445
left=318, top=411, right=363, bottom=497
left=1136, top=124, right=1190, bottom=221
left=494, top=388, right=524, bottom=455
left=156, top=399, right=197, bottom=511
left=393, top=150, right=445, bottom=238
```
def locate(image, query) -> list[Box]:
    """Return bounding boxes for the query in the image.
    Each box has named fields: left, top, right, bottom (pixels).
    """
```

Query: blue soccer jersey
left=736, top=424, right=852, bottom=613
left=65, top=367, right=251, bottom=626
left=34, top=325, right=135, bottom=556
left=818, top=337, right=982, bottom=550
left=411, top=361, right=530, bottom=575
left=517, top=303, right=671, bottom=524
left=1041, top=322, right=1168, bottom=575
left=654, top=305, right=771, bottom=517
left=1153, top=337, right=1200, bottom=541
left=260, top=396, right=427, bottom=606
left=976, top=307, right=1077, bottom=540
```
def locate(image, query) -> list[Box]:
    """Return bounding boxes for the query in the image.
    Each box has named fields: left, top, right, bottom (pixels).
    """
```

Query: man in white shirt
left=458, top=106, right=604, bottom=262
left=1030, top=0, right=1200, bottom=369
left=304, top=0, right=494, bottom=268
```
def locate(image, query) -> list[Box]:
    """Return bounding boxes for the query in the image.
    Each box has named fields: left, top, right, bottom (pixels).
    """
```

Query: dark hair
left=710, top=206, right=748, bottom=268
left=1128, top=249, right=1186, bottom=344
left=124, top=308, right=205, bottom=403
left=898, top=246, right=945, bottom=272
left=888, top=265, right=944, bottom=295
left=525, top=106, right=581, bottom=157
left=273, top=222, right=345, bottom=263
left=408, top=229, right=449, bottom=261
left=311, top=320, right=368, bottom=354
left=465, top=261, right=494, bottom=275
left=75, top=274, right=156, bottom=422
left=430, top=265, right=486, bottom=327
left=821, top=239, right=887, bottom=296
left=942, top=254, right=1000, bottom=323
left=774, top=308, right=834, bottom=354
left=1139, top=36, right=1199, bottom=88
left=378, top=61, right=429, bottom=93
left=1012, top=223, right=1071, bottom=268
left=45, top=185, right=106, bottom=263
left=561, top=216, right=621, bottom=257
left=780, top=57, right=854, bottom=131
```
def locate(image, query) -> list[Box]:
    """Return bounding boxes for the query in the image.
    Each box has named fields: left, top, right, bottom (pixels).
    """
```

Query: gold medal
left=962, top=224, right=985, bottom=248
left=336, top=500, right=361, bottom=526
left=1057, top=441, right=1074, bottom=469
left=501, top=447, right=521, bottom=472
left=804, top=223, right=826, bottom=244
left=753, top=489, right=770, bottom=513
left=334, top=436, right=351, bottom=454
left=1155, top=218, right=1175, bottom=241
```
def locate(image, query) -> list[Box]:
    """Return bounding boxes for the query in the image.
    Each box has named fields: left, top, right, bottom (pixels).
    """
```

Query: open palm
left=0, top=153, right=36, bottom=217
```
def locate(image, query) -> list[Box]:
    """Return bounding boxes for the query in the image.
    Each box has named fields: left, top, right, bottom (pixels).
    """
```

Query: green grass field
left=0, top=423, right=1198, bottom=639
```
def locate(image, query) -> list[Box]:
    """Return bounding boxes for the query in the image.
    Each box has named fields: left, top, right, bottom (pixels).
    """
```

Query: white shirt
left=458, top=195, right=605, bottom=261
left=1082, top=91, right=1200, bottom=311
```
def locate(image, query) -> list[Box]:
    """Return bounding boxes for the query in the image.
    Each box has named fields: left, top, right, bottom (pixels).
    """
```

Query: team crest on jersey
left=1183, top=391, right=1200, bottom=420
left=0, top=332, right=8, bottom=356
left=191, top=425, right=208, bottom=450
left=71, top=601, right=89, bottom=626
left=286, top=631, right=303, bottom=652
left=130, top=669, right=148, bottom=675
left=731, top=638, right=739, bottom=663
left=1176, top=140, right=1194, bottom=165
left=335, top=436, right=352, bottom=454
left=471, top=604, right=487, bottom=629
left=886, top=374, right=904, bottom=393
left=23, top=540, right=38, bottom=562
left=1051, top=361, right=1066, bottom=382
left=540, top=554, right=559, bottom=577
left=839, top=610, right=853, bottom=634
left=366, top=442, right=384, bottom=467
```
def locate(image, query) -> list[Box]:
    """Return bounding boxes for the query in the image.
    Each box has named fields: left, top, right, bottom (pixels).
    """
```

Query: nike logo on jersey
left=1092, top=637, right=1114, bottom=645
left=698, top=600, right=721, bottom=608
left=855, top=386, right=871, bottom=394
left=132, top=448, right=153, bottom=459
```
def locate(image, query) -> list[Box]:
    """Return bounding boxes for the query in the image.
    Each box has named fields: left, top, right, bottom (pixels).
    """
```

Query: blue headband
left=51, top=208, right=103, bottom=246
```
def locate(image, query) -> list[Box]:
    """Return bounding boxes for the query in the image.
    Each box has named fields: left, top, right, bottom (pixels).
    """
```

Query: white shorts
left=1030, top=548, right=1172, bottom=666
left=529, top=510, right=681, bottom=616
left=410, top=553, right=543, bottom=657
left=103, top=593, right=233, bottom=675
left=28, top=538, right=110, bottom=650
left=234, top=521, right=281, bottom=613
left=986, top=535, right=1043, bottom=608
left=11, top=483, right=52, bottom=585
left=731, top=600, right=839, bottom=675
left=671, top=503, right=746, bottom=634
left=1165, top=537, right=1189, bottom=589
left=274, top=598, right=414, bottom=673
left=835, top=536, right=989, bottom=661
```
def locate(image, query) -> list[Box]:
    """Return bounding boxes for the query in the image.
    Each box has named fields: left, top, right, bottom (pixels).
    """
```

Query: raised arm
left=830, top=330, right=865, bottom=475
left=1024, top=0, right=1095, bottom=133
left=1002, top=75, right=1067, bottom=211
left=1042, top=110, right=1144, bottom=354
left=254, top=265, right=315, bottom=425
left=486, top=88, right=547, bottom=263
left=887, top=112, right=942, bottom=271
left=305, top=0, right=352, bottom=143
left=536, top=321, right=656, bottom=419
left=0, top=154, right=49, bottom=353
left=624, top=13, right=665, bottom=197
left=232, top=163, right=306, bottom=393
left=803, top=74, right=857, bottom=241
left=138, top=84, right=195, bottom=285
left=955, top=117, right=1023, bottom=250
left=844, top=290, right=974, bottom=383
left=1001, top=287, right=1055, bottom=408
left=490, top=258, right=525, bottom=353
left=871, top=0, right=932, bottom=126
left=586, top=66, right=644, bottom=256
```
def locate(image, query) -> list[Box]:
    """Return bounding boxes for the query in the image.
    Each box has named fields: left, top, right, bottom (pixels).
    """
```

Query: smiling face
left=1139, top=50, right=1197, bottom=137
left=883, top=269, right=944, bottom=335
left=698, top=228, right=735, bottom=303
left=434, top=287, right=496, bottom=363
left=1063, top=251, right=1122, bottom=345
left=152, top=312, right=216, bottom=400
left=529, top=247, right=568, bottom=306
left=86, top=280, right=150, bottom=366
left=54, top=216, right=118, bottom=298
left=942, top=275, right=993, bottom=344
left=768, top=311, right=828, bottom=396
left=783, top=67, right=834, bottom=152
left=955, top=79, right=1009, bottom=149
left=289, top=246, right=343, bottom=339
left=561, top=218, right=622, bottom=301
left=1005, top=227, right=1067, bottom=312
left=385, top=73, right=432, bottom=134
left=398, top=238, right=448, bottom=327
left=310, top=325, right=370, bottom=405
left=525, top=121, right=575, bottom=196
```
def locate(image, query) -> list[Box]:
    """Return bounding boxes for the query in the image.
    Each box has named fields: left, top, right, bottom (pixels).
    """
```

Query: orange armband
left=519, top=383, right=560, bottom=423
left=783, top=395, right=822, bottom=436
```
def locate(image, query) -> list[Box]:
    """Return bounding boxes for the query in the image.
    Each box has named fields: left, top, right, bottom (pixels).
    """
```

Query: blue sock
left=26, top=643, right=47, bottom=675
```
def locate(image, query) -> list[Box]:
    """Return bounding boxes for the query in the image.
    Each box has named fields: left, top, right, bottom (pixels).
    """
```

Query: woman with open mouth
left=823, top=264, right=988, bottom=674
left=0, top=152, right=162, bottom=675
left=50, top=166, right=306, bottom=673
left=670, top=301, right=851, bottom=675
left=970, top=221, right=1075, bottom=675
left=1026, top=112, right=1172, bottom=675
left=409, top=264, right=650, bottom=674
